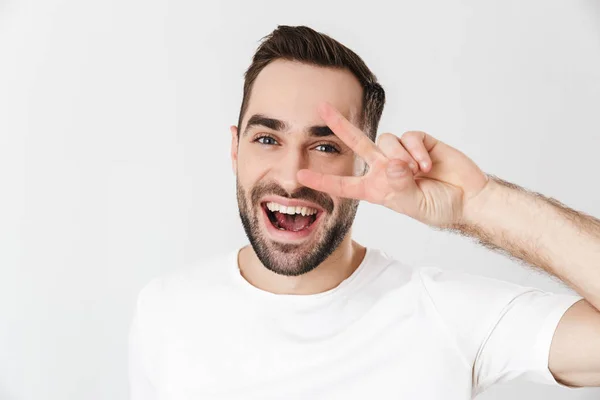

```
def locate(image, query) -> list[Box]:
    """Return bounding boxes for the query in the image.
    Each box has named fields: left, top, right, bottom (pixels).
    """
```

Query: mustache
left=250, top=182, right=334, bottom=214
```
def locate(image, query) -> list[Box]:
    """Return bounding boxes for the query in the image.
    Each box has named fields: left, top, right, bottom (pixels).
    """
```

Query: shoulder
left=416, top=265, right=535, bottom=305
left=134, top=250, right=238, bottom=316
left=367, top=248, right=540, bottom=317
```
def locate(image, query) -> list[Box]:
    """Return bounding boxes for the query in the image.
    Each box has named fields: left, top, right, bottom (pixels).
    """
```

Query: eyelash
left=255, top=135, right=279, bottom=146
left=254, top=135, right=341, bottom=154
left=314, top=143, right=340, bottom=154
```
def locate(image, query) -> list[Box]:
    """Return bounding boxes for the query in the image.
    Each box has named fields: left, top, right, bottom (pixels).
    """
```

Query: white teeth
left=266, top=202, right=317, bottom=216
left=266, top=202, right=280, bottom=212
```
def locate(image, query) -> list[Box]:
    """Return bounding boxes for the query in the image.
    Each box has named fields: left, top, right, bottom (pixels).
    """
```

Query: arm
left=456, top=175, right=600, bottom=309
left=297, top=102, right=600, bottom=387
left=451, top=174, right=600, bottom=387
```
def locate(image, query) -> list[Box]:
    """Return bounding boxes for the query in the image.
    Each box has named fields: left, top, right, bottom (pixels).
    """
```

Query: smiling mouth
left=262, top=202, right=320, bottom=232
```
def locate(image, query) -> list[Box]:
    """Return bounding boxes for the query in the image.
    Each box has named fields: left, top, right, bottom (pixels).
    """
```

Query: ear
left=230, top=125, right=239, bottom=175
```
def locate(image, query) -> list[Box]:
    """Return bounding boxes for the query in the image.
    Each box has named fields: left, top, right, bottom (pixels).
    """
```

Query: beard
left=237, top=179, right=359, bottom=276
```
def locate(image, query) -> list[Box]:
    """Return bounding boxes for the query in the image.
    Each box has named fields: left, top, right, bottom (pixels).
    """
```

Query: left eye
left=314, top=144, right=339, bottom=153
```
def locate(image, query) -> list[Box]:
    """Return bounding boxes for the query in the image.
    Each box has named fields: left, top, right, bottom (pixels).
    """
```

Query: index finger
left=297, top=169, right=367, bottom=201
left=318, top=102, right=387, bottom=166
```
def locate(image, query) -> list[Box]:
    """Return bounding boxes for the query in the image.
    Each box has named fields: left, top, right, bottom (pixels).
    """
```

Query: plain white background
left=1, top=0, right=599, bottom=399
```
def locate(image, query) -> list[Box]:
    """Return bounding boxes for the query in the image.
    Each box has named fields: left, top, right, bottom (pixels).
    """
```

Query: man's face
left=232, top=60, right=365, bottom=276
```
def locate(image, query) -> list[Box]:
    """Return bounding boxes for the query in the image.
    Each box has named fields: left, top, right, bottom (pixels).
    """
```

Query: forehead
left=242, top=59, right=364, bottom=130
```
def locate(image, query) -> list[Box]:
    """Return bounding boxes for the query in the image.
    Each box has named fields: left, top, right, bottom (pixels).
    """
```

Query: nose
left=274, top=148, right=308, bottom=194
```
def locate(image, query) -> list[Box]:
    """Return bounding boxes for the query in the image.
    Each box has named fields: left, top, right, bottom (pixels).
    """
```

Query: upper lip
left=261, top=196, right=325, bottom=213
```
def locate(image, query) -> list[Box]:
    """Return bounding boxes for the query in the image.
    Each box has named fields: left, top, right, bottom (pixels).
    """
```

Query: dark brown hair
left=237, top=25, right=385, bottom=141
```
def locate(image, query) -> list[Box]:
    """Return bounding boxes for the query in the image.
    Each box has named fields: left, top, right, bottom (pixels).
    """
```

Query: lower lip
left=261, top=205, right=323, bottom=242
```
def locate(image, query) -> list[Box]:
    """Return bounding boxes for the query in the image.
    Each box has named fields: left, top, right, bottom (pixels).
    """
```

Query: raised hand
left=296, top=102, right=490, bottom=228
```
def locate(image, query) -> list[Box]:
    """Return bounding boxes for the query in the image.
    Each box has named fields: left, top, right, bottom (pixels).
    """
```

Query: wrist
left=458, top=174, right=503, bottom=228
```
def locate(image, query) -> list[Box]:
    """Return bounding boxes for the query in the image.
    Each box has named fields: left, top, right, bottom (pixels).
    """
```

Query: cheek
left=237, top=148, right=270, bottom=183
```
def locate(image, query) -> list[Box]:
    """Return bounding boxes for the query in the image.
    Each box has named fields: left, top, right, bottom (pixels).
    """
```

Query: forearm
left=449, top=174, right=600, bottom=310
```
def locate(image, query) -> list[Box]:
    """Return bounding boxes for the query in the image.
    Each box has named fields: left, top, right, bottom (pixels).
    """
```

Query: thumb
left=385, top=159, right=422, bottom=214
left=386, top=159, right=415, bottom=190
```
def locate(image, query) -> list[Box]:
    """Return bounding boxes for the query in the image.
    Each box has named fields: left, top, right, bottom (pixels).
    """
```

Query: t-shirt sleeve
left=129, top=313, right=158, bottom=400
left=418, top=267, right=583, bottom=397
left=128, top=278, right=164, bottom=400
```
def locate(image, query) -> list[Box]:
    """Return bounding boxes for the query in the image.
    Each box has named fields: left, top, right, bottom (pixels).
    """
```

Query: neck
left=237, top=233, right=366, bottom=295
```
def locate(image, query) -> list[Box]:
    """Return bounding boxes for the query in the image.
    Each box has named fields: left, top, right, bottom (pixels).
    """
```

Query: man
left=129, top=25, right=600, bottom=399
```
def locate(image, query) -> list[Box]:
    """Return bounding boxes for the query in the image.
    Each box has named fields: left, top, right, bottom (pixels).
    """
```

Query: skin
left=231, top=59, right=366, bottom=295
left=230, top=59, right=600, bottom=387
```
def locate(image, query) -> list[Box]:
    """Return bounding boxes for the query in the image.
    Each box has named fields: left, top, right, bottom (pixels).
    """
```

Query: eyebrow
left=308, top=125, right=335, bottom=137
left=243, top=113, right=335, bottom=138
left=243, top=114, right=287, bottom=136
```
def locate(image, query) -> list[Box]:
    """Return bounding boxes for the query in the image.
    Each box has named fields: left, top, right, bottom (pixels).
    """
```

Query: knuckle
left=402, top=130, right=424, bottom=140
left=376, top=133, right=387, bottom=146
left=378, top=133, right=400, bottom=147
left=379, top=132, right=396, bottom=140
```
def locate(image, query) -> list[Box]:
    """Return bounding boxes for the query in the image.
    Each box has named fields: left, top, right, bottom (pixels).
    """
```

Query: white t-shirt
left=129, top=247, right=582, bottom=400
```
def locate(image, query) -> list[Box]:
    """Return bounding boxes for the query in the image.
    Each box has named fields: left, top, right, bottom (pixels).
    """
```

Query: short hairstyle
left=237, top=25, right=385, bottom=141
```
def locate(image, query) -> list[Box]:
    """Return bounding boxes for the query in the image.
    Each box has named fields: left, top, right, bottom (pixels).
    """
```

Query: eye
left=314, top=143, right=340, bottom=154
left=255, top=135, right=279, bottom=146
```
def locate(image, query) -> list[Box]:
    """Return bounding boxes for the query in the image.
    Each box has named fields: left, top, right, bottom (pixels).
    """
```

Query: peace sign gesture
left=296, top=103, right=490, bottom=228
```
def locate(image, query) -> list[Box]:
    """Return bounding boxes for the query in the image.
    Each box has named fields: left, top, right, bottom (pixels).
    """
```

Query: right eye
left=255, top=135, right=279, bottom=146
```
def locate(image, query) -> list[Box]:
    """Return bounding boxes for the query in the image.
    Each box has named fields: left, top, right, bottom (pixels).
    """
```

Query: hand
left=297, top=102, right=491, bottom=228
